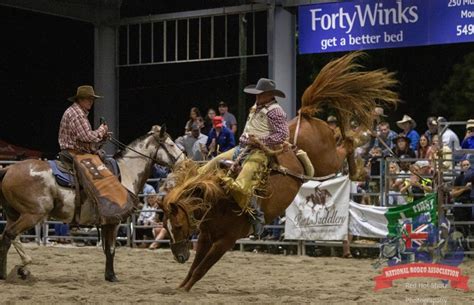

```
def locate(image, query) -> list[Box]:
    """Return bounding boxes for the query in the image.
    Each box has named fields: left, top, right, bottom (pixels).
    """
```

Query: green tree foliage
left=430, top=52, right=474, bottom=120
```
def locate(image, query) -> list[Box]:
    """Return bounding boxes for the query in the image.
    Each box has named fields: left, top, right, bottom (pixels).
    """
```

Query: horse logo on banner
left=305, top=186, right=332, bottom=211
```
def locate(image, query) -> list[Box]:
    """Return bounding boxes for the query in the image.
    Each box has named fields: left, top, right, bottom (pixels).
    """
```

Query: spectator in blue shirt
left=461, top=119, right=474, bottom=149
left=396, top=114, right=420, bottom=151
left=206, top=115, right=235, bottom=158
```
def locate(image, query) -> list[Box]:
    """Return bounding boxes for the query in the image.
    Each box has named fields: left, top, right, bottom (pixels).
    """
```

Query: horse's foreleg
left=101, top=224, right=119, bottom=282
left=178, top=233, right=212, bottom=289
left=183, top=238, right=236, bottom=291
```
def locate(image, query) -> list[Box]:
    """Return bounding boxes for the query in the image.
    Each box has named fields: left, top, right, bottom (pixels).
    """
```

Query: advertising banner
left=299, top=0, right=474, bottom=54
left=285, top=176, right=350, bottom=240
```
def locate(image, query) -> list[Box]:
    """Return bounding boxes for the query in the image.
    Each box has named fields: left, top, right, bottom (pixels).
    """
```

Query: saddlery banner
left=285, top=176, right=350, bottom=240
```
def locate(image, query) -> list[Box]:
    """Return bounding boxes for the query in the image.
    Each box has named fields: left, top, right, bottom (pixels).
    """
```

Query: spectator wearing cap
left=401, top=161, right=432, bottom=203
left=393, top=134, right=416, bottom=158
left=424, top=116, right=438, bottom=142
left=175, top=123, right=208, bottom=161
left=436, top=117, right=461, bottom=152
left=206, top=116, right=235, bottom=158
left=218, top=101, right=238, bottom=134
left=461, top=119, right=474, bottom=149
left=396, top=115, right=420, bottom=151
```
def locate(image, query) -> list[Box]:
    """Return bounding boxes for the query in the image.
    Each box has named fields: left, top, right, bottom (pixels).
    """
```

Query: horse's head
left=148, top=124, right=186, bottom=167
left=162, top=201, right=193, bottom=264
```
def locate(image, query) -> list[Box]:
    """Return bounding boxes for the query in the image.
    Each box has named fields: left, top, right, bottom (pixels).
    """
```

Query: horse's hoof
left=105, top=274, right=119, bottom=282
left=17, top=267, right=30, bottom=280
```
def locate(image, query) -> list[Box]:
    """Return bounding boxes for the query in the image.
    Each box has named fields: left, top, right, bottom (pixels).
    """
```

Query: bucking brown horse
left=0, top=125, right=184, bottom=281
left=162, top=52, right=399, bottom=291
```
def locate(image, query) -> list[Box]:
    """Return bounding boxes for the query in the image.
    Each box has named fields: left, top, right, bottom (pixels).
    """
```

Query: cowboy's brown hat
left=68, top=85, right=103, bottom=102
left=466, top=119, right=474, bottom=129
left=396, top=114, right=416, bottom=129
left=243, top=78, right=286, bottom=98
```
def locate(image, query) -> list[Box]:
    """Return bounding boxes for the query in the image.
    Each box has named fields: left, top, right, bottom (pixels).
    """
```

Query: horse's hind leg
left=0, top=213, right=42, bottom=279
left=101, top=224, right=119, bottom=282
left=179, top=232, right=212, bottom=289
left=12, top=237, right=33, bottom=266
left=183, top=238, right=236, bottom=291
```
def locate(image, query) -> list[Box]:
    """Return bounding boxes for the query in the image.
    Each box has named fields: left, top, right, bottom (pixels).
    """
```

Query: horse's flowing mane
left=300, top=51, right=399, bottom=130
left=164, top=160, right=226, bottom=222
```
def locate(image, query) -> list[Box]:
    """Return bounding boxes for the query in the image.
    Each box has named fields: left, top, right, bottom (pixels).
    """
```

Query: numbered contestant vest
left=242, top=101, right=281, bottom=139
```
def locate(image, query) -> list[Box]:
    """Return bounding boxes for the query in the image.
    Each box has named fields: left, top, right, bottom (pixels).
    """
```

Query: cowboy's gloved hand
left=247, top=135, right=261, bottom=148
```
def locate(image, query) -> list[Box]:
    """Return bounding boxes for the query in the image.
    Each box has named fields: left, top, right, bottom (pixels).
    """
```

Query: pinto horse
left=161, top=52, right=400, bottom=291
left=0, top=125, right=184, bottom=281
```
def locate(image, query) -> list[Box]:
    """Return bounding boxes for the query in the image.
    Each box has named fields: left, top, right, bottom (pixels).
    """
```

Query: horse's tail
left=300, top=51, right=399, bottom=131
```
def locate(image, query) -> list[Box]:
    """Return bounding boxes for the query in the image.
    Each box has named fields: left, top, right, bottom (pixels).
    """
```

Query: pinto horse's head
left=163, top=201, right=192, bottom=263
left=149, top=125, right=186, bottom=167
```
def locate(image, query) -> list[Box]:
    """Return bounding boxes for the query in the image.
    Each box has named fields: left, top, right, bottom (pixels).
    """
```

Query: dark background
left=0, top=2, right=473, bottom=158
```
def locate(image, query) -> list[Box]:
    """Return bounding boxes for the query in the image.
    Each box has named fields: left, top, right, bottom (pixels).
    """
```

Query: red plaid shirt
left=239, top=102, right=289, bottom=147
left=58, top=103, right=107, bottom=153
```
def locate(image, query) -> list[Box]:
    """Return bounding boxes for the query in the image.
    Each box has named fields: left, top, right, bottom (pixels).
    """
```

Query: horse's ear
left=159, top=124, right=167, bottom=138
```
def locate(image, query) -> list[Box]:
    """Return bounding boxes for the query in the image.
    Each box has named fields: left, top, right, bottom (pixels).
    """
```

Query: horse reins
left=108, top=135, right=178, bottom=168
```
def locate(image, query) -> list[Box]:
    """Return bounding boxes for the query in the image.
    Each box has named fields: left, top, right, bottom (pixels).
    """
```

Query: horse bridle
left=169, top=203, right=196, bottom=247
left=109, top=133, right=183, bottom=169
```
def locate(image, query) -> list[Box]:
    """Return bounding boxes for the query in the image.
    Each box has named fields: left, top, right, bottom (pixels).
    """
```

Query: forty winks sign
left=298, top=0, right=474, bottom=54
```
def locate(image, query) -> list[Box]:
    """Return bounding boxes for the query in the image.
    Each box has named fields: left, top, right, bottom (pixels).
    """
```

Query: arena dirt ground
left=0, top=244, right=473, bottom=304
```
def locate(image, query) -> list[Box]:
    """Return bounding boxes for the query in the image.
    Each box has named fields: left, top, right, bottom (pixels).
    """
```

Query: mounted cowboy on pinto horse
left=0, top=85, right=185, bottom=281
left=162, top=52, right=400, bottom=291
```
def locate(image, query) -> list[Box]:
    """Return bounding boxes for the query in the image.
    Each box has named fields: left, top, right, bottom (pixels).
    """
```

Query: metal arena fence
left=1, top=137, right=474, bottom=257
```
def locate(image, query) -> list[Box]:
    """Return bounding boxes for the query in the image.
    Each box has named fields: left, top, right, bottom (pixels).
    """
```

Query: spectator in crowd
left=451, top=158, right=473, bottom=236
left=393, top=134, right=416, bottom=158
left=148, top=212, right=170, bottom=250
left=206, top=116, right=235, bottom=159
left=396, top=114, right=420, bottom=151
left=184, top=107, right=204, bottom=134
left=176, top=123, right=208, bottom=161
left=149, top=164, right=169, bottom=192
left=461, top=119, right=474, bottom=149
left=428, top=134, right=453, bottom=171
left=368, top=107, right=387, bottom=148
left=218, top=101, right=237, bottom=133
left=400, top=163, right=429, bottom=203
left=373, top=121, right=398, bottom=152
left=136, top=183, right=159, bottom=247
left=54, top=223, right=70, bottom=244
left=365, top=146, right=384, bottom=205
left=202, top=108, right=217, bottom=136
left=436, top=117, right=461, bottom=152
left=387, top=162, right=406, bottom=205
left=416, top=134, right=431, bottom=159
left=424, top=116, right=438, bottom=142
left=327, top=115, right=342, bottom=144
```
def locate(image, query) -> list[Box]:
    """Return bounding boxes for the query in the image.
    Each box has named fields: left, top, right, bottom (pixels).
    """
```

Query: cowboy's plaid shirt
left=58, top=102, right=108, bottom=153
left=239, top=102, right=289, bottom=147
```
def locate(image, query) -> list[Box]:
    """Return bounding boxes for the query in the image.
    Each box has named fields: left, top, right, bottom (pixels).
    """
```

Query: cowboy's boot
left=249, top=196, right=265, bottom=239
